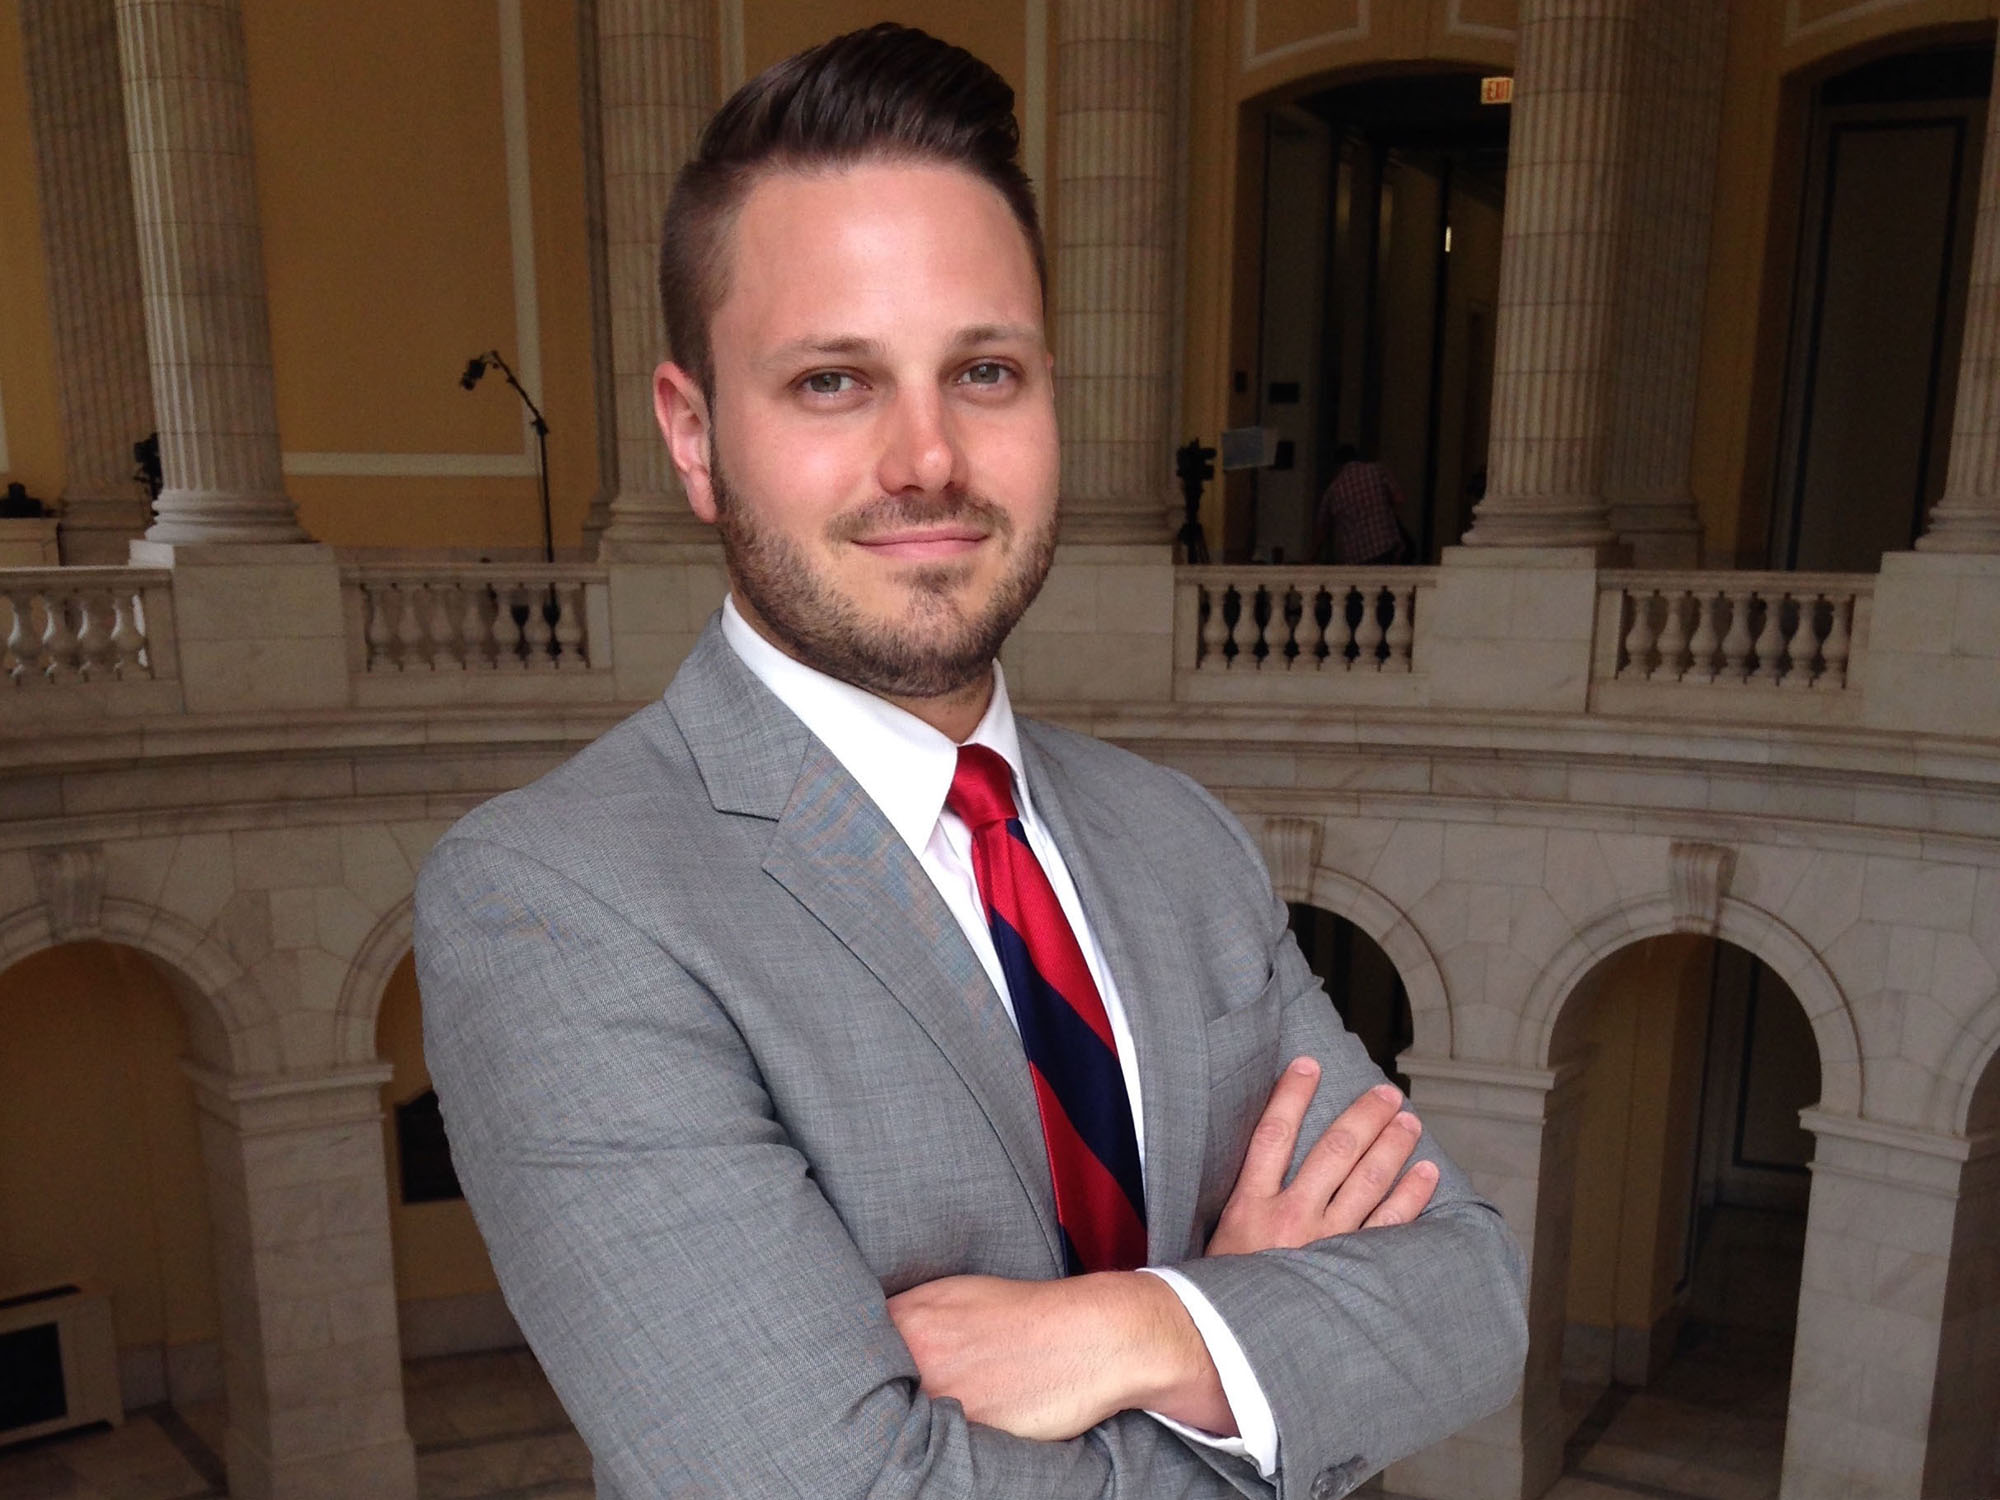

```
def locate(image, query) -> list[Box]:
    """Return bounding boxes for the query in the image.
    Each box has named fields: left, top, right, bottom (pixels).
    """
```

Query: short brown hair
left=658, top=24, right=1046, bottom=404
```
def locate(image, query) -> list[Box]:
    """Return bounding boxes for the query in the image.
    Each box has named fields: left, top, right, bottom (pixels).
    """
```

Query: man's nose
left=876, top=389, right=963, bottom=496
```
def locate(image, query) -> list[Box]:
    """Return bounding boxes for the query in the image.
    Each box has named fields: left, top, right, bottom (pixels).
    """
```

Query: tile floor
left=0, top=1323, right=1789, bottom=1500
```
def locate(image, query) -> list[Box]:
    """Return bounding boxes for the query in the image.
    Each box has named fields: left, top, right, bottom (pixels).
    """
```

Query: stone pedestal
left=1785, top=1113, right=1987, bottom=1500
left=1858, top=552, right=2000, bottom=738
left=604, top=549, right=728, bottom=701
left=1390, top=1057, right=1577, bottom=1500
left=0, top=517, right=63, bottom=566
left=188, top=1064, right=416, bottom=1500
left=1001, top=545, right=1175, bottom=704
left=127, top=542, right=349, bottom=712
left=1423, top=546, right=1602, bottom=714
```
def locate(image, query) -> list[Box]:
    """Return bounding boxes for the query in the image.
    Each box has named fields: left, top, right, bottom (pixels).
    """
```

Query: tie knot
left=947, top=744, right=1018, bottom=830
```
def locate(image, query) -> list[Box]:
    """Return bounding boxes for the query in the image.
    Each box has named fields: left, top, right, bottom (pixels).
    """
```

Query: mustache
left=827, top=492, right=1014, bottom=544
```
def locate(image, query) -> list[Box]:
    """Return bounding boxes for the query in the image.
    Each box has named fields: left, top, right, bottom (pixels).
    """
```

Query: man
left=1312, top=446, right=1414, bottom=565
left=416, top=26, right=1525, bottom=1500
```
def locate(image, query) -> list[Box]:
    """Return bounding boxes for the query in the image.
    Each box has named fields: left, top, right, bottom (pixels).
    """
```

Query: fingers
left=1324, top=1107, right=1423, bottom=1233
left=1233, top=1056, right=1323, bottom=1199
left=1287, top=1082, right=1408, bottom=1208
left=1361, top=1157, right=1440, bottom=1230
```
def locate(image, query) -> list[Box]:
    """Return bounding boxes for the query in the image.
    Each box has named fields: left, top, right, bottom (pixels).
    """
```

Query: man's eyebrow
left=758, top=324, right=1044, bottom=368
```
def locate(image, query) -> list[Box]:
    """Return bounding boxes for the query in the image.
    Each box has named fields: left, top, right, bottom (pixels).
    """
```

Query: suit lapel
left=665, top=622, right=1064, bottom=1272
left=1019, top=729, right=1213, bottom=1265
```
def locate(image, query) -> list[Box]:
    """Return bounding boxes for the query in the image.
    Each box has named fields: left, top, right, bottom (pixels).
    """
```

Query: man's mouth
left=850, top=527, right=988, bottom=561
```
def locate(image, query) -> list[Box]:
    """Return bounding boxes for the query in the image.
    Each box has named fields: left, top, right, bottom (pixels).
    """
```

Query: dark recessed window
left=396, top=1088, right=464, bottom=1204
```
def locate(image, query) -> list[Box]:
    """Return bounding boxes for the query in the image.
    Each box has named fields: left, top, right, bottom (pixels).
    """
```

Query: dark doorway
left=1771, top=40, right=1991, bottom=571
left=1247, top=72, right=1508, bottom=565
left=1287, top=903, right=1412, bottom=1089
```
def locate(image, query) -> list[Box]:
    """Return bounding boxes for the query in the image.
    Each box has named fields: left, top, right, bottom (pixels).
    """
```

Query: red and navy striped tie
left=948, top=744, right=1148, bottom=1273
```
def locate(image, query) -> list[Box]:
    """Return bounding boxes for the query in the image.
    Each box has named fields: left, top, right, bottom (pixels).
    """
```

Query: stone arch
left=1301, top=864, right=1452, bottom=1058
left=1933, top=990, right=2000, bottom=1135
left=335, top=894, right=414, bottom=1067
left=1779, top=8, right=1988, bottom=79
left=1514, top=892, right=1862, bottom=1117
left=0, top=894, right=272, bottom=1074
left=1241, top=45, right=1510, bottom=107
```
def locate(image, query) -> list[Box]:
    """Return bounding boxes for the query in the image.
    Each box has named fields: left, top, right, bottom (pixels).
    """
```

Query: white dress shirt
left=721, top=597, right=1279, bottom=1476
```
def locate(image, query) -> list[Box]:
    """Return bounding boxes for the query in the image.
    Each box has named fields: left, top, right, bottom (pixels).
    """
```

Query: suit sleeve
left=414, top=834, right=1220, bottom=1500
left=1156, top=780, right=1529, bottom=1500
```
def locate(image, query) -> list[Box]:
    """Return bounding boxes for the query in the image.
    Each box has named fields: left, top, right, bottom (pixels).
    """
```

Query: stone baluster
left=595, top=0, right=715, bottom=557
left=427, top=585, right=460, bottom=672
left=1751, top=595, right=1785, bottom=685
left=1782, top=592, right=1820, bottom=690
left=1198, top=585, right=1227, bottom=667
left=1684, top=592, right=1720, bottom=684
left=5, top=593, right=35, bottom=684
left=1463, top=0, right=1636, bottom=551
left=1384, top=586, right=1415, bottom=673
left=114, top=0, right=306, bottom=544
left=40, top=594, right=81, bottom=684
left=108, top=590, right=145, bottom=677
left=1620, top=591, right=1658, bottom=680
left=554, top=582, right=587, bottom=668
left=523, top=586, right=556, bottom=668
left=1649, top=592, right=1689, bottom=682
left=392, top=584, right=425, bottom=671
left=1920, top=43, right=2000, bottom=553
left=1818, top=596, right=1851, bottom=690
left=21, top=0, right=158, bottom=562
left=74, top=592, right=114, bottom=679
left=1353, top=586, right=1385, bottom=671
left=363, top=588, right=393, bottom=672
left=1053, top=0, right=1177, bottom=544
left=1720, top=589, right=1754, bottom=681
left=495, top=587, right=527, bottom=670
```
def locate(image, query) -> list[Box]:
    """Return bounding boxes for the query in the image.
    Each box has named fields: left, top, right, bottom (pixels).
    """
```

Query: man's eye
left=961, top=362, right=1012, bottom=386
left=802, top=371, right=856, bottom=395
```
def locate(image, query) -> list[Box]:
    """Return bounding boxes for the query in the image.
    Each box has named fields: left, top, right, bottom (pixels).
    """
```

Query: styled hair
left=658, top=23, right=1046, bottom=404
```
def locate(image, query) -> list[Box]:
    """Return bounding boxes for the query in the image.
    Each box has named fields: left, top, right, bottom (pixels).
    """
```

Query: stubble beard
left=710, top=449, right=1059, bottom=700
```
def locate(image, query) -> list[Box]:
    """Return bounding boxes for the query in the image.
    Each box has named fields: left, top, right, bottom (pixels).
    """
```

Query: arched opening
left=1764, top=32, right=1992, bottom=569
left=0, top=941, right=227, bottom=1494
left=1232, top=69, right=1508, bottom=565
left=1925, top=1044, right=2000, bottom=1498
left=1288, top=902, right=1413, bottom=1090
left=1545, top=934, right=1819, bottom=1497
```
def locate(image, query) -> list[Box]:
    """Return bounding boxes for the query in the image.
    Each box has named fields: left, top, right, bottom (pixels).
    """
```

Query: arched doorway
left=1551, top=935, right=1819, bottom=1500
left=1235, top=69, right=1508, bottom=565
left=1924, top=1043, right=2000, bottom=1498
left=0, top=941, right=227, bottom=1494
left=1288, top=902, right=1414, bottom=1089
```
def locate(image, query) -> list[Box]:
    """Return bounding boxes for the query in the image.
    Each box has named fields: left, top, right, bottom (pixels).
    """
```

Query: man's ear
left=654, top=360, right=718, bottom=524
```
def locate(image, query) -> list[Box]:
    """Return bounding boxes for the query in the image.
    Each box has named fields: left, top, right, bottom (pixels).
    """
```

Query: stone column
left=1925, top=1126, right=2000, bottom=1500
left=114, top=0, right=305, bottom=545
left=594, top=0, right=714, bottom=558
left=1601, top=0, right=1727, bottom=568
left=188, top=1063, right=417, bottom=1500
left=1389, top=1057, right=1579, bottom=1500
left=1462, top=0, right=1635, bottom=553
left=1920, top=44, right=2000, bottom=555
left=1052, top=0, right=1178, bottom=545
left=21, top=0, right=158, bottom=564
left=1784, top=1112, right=1991, bottom=1500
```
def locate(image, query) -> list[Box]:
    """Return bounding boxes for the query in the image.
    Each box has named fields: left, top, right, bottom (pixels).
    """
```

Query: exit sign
left=1481, top=75, right=1514, bottom=105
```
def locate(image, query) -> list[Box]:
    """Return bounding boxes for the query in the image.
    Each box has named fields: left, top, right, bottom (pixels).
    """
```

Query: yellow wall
left=0, top=0, right=63, bottom=501
left=1563, top=935, right=1713, bottom=1335
left=0, top=943, right=217, bottom=1355
left=376, top=951, right=499, bottom=1305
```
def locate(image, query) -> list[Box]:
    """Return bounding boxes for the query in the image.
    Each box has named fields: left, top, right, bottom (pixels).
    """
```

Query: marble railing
left=1172, top=566, right=1433, bottom=705
left=2, top=567, right=183, bottom=714
left=340, top=565, right=617, bottom=707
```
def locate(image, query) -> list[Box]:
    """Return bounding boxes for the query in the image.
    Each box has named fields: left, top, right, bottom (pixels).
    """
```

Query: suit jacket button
left=1312, top=1457, right=1366, bottom=1500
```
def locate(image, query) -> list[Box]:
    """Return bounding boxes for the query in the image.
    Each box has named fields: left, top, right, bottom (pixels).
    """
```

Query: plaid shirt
left=1316, top=461, right=1408, bottom=564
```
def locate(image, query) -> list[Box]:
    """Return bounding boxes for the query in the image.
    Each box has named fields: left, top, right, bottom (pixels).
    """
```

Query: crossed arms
left=416, top=829, right=1527, bottom=1500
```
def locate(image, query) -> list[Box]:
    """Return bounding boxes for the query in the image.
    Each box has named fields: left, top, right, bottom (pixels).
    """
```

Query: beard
left=710, top=449, right=1058, bottom=700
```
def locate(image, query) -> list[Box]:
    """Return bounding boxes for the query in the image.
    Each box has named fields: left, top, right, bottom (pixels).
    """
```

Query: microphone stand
left=462, top=349, right=553, bottom=564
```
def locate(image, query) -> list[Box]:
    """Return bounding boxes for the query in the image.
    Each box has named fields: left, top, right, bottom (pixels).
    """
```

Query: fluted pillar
left=1052, top=0, right=1178, bottom=545
left=1463, top=0, right=1635, bottom=552
left=115, top=0, right=305, bottom=545
left=1919, top=43, right=2000, bottom=553
left=1601, top=0, right=1726, bottom=567
left=22, top=0, right=158, bottom=564
left=595, top=0, right=714, bottom=559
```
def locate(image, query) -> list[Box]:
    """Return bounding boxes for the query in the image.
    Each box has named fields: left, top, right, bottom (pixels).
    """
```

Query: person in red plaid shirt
left=1312, top=445, right=1414, bottom=565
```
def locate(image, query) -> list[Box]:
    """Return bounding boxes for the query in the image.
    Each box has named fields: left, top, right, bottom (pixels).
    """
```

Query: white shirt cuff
left=1135, top=1265, right=1280, bottom=1478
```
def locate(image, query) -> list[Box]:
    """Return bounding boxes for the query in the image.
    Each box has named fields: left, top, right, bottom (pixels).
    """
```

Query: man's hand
left=887, top=1271, right=1228, bottom=1440
left=1207, top=1058, right=1438, bottom=1256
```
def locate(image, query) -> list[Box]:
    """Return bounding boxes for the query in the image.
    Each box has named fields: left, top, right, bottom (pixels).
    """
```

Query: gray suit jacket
left=415, top=620, right=1526, bottom=1500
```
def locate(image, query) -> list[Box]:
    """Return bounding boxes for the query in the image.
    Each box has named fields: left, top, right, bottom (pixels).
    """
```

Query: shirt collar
left=719, top=595, right=1031, bottom=856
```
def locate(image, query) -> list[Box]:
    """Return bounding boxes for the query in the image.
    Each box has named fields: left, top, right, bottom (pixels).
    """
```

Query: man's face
left=655, top=160, right=1059, bottom=700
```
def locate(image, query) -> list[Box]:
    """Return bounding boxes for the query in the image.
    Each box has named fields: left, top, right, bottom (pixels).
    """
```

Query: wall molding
left=281, top=0, right=542, bottom=480
left=1783, top=0, right=1924, bottom=45
left=1445, top=0, right=1514, bottom=43
left=1242, top=0, right=1370, bottom=74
